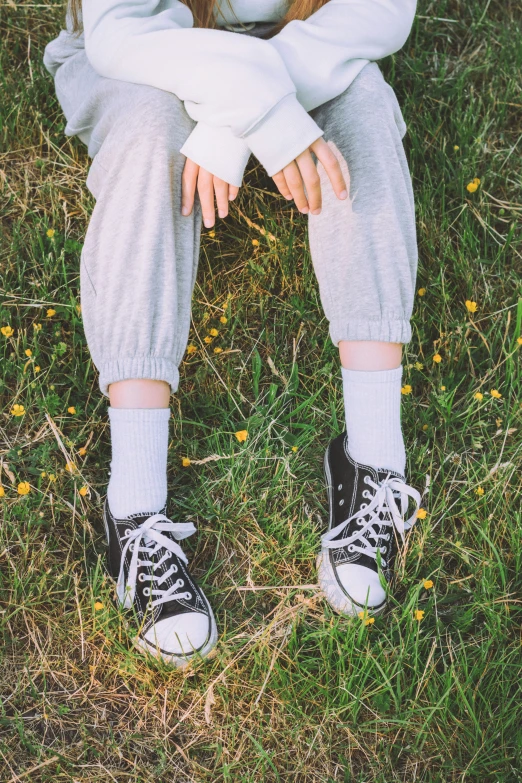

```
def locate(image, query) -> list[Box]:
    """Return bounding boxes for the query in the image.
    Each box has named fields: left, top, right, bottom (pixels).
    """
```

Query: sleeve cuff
left=242, top=94, right=324, bottom=176
left=180, top=123, right=251, bottom=187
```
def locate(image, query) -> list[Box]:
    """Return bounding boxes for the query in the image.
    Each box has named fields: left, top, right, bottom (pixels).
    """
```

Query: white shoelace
left=117, top=513, right=197, bottom=609
left=321, top=475, right=421, bottom=567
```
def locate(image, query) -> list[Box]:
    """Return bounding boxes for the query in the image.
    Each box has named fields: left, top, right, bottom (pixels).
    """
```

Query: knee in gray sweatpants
left=54, top=50, right=201, bottom=398
left=309, top=62, right=418, bottom=346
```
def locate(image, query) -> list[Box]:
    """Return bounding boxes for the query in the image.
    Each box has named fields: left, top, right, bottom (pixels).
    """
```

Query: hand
left=272, top=138, right=347, bottom=215
left=181, top=158, right=239, bottom=228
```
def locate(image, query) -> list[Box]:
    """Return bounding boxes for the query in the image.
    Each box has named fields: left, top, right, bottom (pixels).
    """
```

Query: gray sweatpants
left=48, top=38, right=417, bottom=398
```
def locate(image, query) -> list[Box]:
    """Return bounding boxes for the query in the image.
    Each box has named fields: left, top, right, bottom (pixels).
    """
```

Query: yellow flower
left=417, top=288, right=426, bottom=297
left=357, top=611, right=375, bottom=626
left=423, top=579, right=434, bottom=590
left=440, top=385, right=446, bottom=391
left=213, top=347, right=223, bottom=354
left=46, top=308, right=56, bottom=318
left=291, top=446, right=298, bottom=452
left=252, top=239, right=260, bottom=247
left=220, top=316, right=228, bottom=324
left=34, top=365, right=41, bottom=372
left=181, top=457, right=191, bottom=467
left=24, top=348, right=32, bottom=357
left=475, top=487, right=485, bottom=496
left=41, top=472, right=46, bottom=478
left=1, top=325, right=14, bottom=337
left=65, top=462, right=76, bottom=473
left=433, top=354, right=442, bottom=363
left=414, top=362, right=423, bottom=370
left=235, top=430, right=248, bottom=443
left=94, top=601, right=104, bottom=611
left=490, top=389, right=502, bottom=399
left=78, top=447, right=87, bottom=456
left=474, top=392, right=483, bottom=401
left=417, top=508, right=428, bottom=520
left=186, top=344, right=197, bottom=354
left=401, top=385, right=412, bottom=395
left=79, top=486, right=88, bottom=496
left=17, top=481, right=30, bottom=495
left=415, top=610, right=425, bottom=622
left=208, top=230, right=216, bottom=238
left=33, top=322, right=42, bottom=331
left=517, top=337, right=522, bottom=346
left=67, top=406, right=76, bottom=414
left=453, top=145, right=460, bottom=151
left=422, top=424, right=429, bottom=431
left=76, top=304, right=81, bottom=315
left=466, top=178, right=481, bottom=193
left=209, top=328, right=219, bottom=337
left=49, top=473, right=56, bottom=482
left=465, top=300, right=478, bottom=313
left=46, top=228, right=55, bottom=238
left=204, top=336, right=213, bottom=344
left=11, top=404, right=25, bottom=417
left=0, top=486, right=5, bottom=497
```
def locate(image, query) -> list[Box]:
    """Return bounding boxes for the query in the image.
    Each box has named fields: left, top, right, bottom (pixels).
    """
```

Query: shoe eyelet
left=143, top=587, right=151, bottom=597
left=362, top=490, right=371, bottom=499
left=360, top=502, right=367, bottom=510
left=348, top=544, right=355, bottom=553
left=381, top=546, right=387, bottom=554
left=129, top=542, right=134, bottom=552
left=339, top=499, right=344, bottom=506
left=363, top=476, right=370, bottom=485
left=124, top=528, right=132, bottom=537
left=138, top=572, right=146, bottom=583
left=184, top=592, right=192, bottom=600
left=337, top=484, right=343, bottom=491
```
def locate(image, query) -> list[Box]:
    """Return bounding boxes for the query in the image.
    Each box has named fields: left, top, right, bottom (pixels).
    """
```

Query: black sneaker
left=103, top=497, right=217, bottom=666
left=317, top=432, right=421, bottom=616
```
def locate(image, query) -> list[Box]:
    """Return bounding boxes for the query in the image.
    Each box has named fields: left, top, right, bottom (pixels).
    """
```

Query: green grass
left=1, top=1, right=522, bottom=780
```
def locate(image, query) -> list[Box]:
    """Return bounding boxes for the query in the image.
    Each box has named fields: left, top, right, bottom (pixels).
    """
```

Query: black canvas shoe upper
left=103, top=497, right=212, bottom=651
left=322, top=432, right=420, bottom=593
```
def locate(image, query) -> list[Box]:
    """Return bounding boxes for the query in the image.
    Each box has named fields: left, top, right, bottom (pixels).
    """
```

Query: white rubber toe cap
left=143, top=612, right=210, bottom=656
left=336, top=563, right=386, bottom=609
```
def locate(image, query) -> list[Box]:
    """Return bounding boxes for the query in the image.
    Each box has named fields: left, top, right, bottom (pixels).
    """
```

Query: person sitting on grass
left=43, top=0, right=421, bottom=666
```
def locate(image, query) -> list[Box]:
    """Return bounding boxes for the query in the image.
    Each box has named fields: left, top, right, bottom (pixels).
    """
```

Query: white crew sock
left=341, top=365, right=406, bottom=476
left=107, top=406, right=171, bottom=519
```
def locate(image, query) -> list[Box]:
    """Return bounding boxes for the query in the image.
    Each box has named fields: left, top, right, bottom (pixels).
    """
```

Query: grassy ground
left=1, top=0, right=521, bottom=780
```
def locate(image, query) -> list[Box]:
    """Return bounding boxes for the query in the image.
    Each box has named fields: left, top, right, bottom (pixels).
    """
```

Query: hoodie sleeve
left=268, top=0, right=417, bottom=111
left=82, top=0, right=323, bottom=185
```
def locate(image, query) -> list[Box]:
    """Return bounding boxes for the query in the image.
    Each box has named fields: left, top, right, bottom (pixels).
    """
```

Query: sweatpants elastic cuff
left=330, top=319, right=412, bottom=346
left=98, top=357, right=180, bottom=398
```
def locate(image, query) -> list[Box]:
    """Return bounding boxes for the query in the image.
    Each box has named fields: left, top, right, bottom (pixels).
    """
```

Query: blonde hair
left=66, top=0, right=328, bottom=36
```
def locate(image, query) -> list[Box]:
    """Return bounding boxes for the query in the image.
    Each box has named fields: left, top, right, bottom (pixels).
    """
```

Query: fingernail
left=218, top=210, right=227, bottom=219
left=204, top=220, right=213, bottom=228
left=285, top=194, right=293, bottom=200
left=181, top=206, right=189, bottom=216
left=311, top=209, right=321, bottom=216
left=300, top=207, right=309, bottom=214
left=339, top=190, right=348, bottom=200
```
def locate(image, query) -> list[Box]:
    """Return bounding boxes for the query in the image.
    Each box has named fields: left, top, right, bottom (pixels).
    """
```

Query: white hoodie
left=45, top=0, right=417, bottom=186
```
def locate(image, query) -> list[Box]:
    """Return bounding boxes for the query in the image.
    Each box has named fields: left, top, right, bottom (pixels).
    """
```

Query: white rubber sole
left=132, top=602, right=219, bottom=668
left=318, top=446, right=387, bottom=619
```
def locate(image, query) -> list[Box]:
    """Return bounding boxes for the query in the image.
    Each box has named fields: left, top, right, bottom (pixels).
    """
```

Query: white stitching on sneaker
left=322, top=475, right=421, bottom=567
left=117, top=514, right=196, bottom=609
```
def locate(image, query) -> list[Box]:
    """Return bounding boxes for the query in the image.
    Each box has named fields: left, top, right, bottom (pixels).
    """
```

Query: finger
left=311, top=138, right=348, bottom=200
left=213, top=177, right=229, bottom=219
left=181, top=159, right=199, bottom=216
left=272, top=171, right=292, bottom=200
left=296, top=149, right=322, bottom=214
left=283, top=161, right=309, bottom=212
left=228, top=185, right=239, bottom=201
left=197, top=169, right=216, bottom=228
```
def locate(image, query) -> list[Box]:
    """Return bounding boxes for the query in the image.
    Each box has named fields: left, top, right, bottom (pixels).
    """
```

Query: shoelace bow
left=117, top=513, right=196, bottom=609
left=321, top=475, right=421, bottom=567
